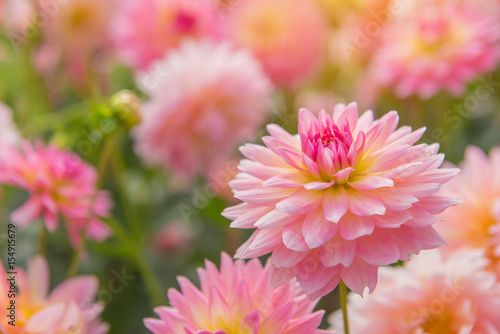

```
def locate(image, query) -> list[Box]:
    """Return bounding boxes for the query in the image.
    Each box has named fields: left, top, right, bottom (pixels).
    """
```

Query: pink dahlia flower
left=227, top=0, right=327, bottom=88
left=328, top=249, right=500, bottom=333
left=436, top=146, right=500, bottom=274
left=144, top=253, right=326, bottom=334
left=0, top=256, right=108, bottom=333
left=369, top=0, right=500, bottom=98
left=222, top=102, right=459, bottom=299
left=133, top=40, right=273, bottom=180
left=110, top=0, right=222, bottom=71
left=0, top=142, right=112, bottom=248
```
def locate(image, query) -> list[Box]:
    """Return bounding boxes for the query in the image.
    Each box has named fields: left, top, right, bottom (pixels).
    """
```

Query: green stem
left=66, top=244, right=83, bottom=278
left=38, top=224, right=48, bottom=256
left=340, top=280, right=350, bottom=334
left=106, top=218, right=167, bottom=306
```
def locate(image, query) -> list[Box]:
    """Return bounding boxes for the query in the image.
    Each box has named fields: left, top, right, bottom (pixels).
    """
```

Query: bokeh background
left=1, top=0, right=500, bottom=332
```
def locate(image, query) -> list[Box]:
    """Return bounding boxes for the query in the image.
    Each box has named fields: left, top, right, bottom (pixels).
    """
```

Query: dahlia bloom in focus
left=110, top=0, right=222, bottom=70
left=133, top=40, right=272, bottom=179
left=0, top=142, right=112, bottom=248
left=0, top=256, right=108, bottom=333
left=328, top=249, right=500, bottom=333
left=436, top=146, right=500, bottom=274
left=227, top=0, right=327, bottom=88
left=145, top=253, right=326, bottom=334
left=369, top=0, right=500, bottom=98
left=223, top=103, right=459, bottom=298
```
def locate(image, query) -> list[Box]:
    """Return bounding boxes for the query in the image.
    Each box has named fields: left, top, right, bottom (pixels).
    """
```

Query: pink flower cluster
left=133, top=40, right=272, bottom=179
left=369, top=0, right=500, bottom=98
left=145, top=253, right=326, bottom=334
left=436, top=145, right=500, bottom=274
left=0, top=256, right=108, bottom=333
left=328, top=249, right=500, bottom=333
left=223, top=102, right=459, bottom=299
left=0, top=142, right=112, bottom=248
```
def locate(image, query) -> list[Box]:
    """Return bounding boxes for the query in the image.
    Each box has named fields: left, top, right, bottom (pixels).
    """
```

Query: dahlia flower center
left=420, top=312, right=454, bottom=334
left=66, top=4, right=96, bottom=31
left=174, top=12, right=197, bottom=33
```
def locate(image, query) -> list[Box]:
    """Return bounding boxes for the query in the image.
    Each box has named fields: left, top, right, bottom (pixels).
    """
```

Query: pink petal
left=339, top=214, right=375, bottom=240
left=282, top=222, right=310, bottom=252
left=230, top=206, right=274, bottom=229
left=11, top=196, right=43, bottom=227
left=347, top=190, right=386, bottom=216
left=302, top=207, right=338, bottom=248
left=25, top=303, right=65, bottom=333
left=340, top=257, right=378, bottom=295
left=322, top=187, right=348, bottom=223
left=297, top=257, right=339, bottom=296
left=49, top=276, right=98, bottom=305
left=255, top=210, right=299, bottom=229
left=235, top=187, right=295, bottom=206
left=356, top=229, right=400, bottom=266
left=28, top=256, right=50, bottom=304
left=348, top=175, right=394, bottom=191
left=249, top=228, right=283, bottom=250
left=264, top=173, right=311, bottom=188
left=319, top=234, right=357, bottom=267
left=275, top=188, right=323, bottom=215
left=271, top=246, right=309, bottom=268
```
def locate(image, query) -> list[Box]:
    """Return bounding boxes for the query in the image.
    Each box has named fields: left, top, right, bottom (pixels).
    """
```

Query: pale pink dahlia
left=133, top=40, right=273, bottom=179
left=436, top=146, right=500, bottom=274
left=0, top=256, right=108, bottom=333
left=227, top=0, right=327, bottom=88
left=369, top=0, right=500, bottom=98
left=0, top=142, right=112, bottom=248
left=144, top=253, right=326, bottom=334
left=328, top=249, right=500, bottom=333
left=110, top=0, right=222, bottom=71
left=222, top=103, right=459, bottom=298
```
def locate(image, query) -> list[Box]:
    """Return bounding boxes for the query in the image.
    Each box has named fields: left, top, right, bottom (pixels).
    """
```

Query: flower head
left=110, top=0, right=222, bottom=70
left=144, top=253, right=326, bottom=334
left=223, top=102, right=459, bottom=299
left=0, top=256, right=108, bottom=333
left=133, top=40, right=272, bottom=180
left=328, top=249, right=500, bottom=333
left=0, top=141, right=112, bottom=248
left=227, top=0, right=327, bottom=88
left=436, top=146, right=500, bottom=274
left=369, top=0, right=500, bottom=98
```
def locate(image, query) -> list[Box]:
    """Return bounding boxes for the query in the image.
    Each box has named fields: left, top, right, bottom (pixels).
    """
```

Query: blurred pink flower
left=0, top=256, right=108, bottom=333
left=133, top=40, right=273, bottom=180
left=0, top=141, right=112, bottom=248
left=110, top=0, right=222, bottom=71
left=369, top=0, right=500, bottom=98
left=41, top=0, right=115, bottom=54
left=152, top=221, right=194, bottom=253
left=328, top=249, right=500, bottom=333
left=0, top=102, right=21, bottom=149
left=436, top=146, right=500, bottom=274
left=207, top=158, right=241, bottom=204
left=222, top=102, right=459, bottom=299
left=144, top=253, right=326, bottom=334
left=227, top=0, right=327, bottom=88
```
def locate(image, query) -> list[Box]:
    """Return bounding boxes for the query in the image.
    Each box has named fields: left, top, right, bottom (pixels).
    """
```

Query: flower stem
left=340, top=280, right=350, bottom=334
left=106, top=218, right=167, bottom=306
left=38, top=224, right=48, bottom=255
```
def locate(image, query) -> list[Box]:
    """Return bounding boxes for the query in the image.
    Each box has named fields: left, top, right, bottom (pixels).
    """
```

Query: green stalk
left=340, top=280, right=350, bottom=334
